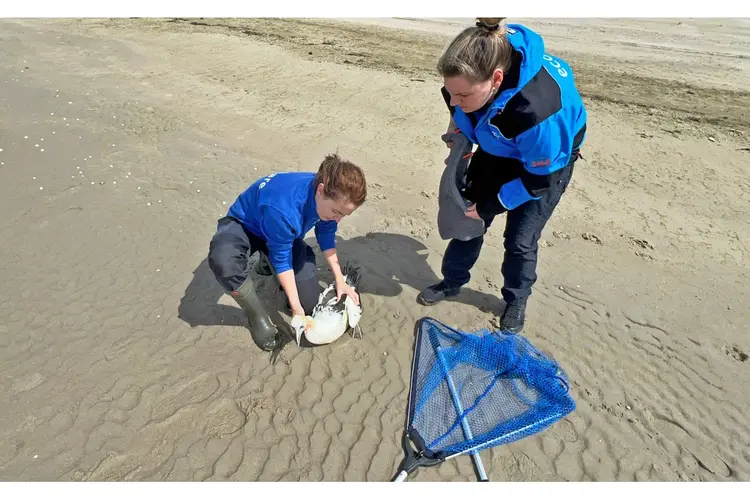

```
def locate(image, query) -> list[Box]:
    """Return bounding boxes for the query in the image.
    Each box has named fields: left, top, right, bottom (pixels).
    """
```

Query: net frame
left=404, top=317, right=576, bottom=462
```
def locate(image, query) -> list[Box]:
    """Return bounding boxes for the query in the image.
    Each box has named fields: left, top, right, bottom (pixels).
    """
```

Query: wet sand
left=0, top=18, right=748, bottom=481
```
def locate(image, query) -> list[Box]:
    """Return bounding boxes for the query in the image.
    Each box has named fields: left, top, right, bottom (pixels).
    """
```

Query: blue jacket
left=446, top=24, right=587, bottom=212
left=227, top=172, right=337, bottom=274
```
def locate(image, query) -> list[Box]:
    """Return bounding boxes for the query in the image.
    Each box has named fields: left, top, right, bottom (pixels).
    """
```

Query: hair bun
left=476, top=18, right=506, bottom=31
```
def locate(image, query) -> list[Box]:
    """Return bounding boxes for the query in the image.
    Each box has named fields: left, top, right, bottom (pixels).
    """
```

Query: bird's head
left=290, top=315, right=316, bottom=346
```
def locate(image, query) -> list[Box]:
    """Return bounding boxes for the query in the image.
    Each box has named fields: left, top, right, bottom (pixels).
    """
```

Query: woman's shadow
left=177, top=232, right=506, bottom=358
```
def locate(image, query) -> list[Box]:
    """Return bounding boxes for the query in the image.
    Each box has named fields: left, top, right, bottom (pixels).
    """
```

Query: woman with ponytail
left=419, top=18, right=588, bottom=333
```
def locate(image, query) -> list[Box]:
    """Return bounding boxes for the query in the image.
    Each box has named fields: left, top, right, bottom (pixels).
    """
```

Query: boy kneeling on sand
left=208, top=154, right=366, bottom=352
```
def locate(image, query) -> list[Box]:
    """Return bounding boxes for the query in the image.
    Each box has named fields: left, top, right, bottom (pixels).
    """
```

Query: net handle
left=436, top=348, right=489, bottom=482
left=391, top=430, right=444, bottom=481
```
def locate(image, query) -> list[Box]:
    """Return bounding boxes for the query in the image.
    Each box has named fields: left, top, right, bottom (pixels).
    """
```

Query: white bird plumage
left=291, top=263, right=363, bottom=346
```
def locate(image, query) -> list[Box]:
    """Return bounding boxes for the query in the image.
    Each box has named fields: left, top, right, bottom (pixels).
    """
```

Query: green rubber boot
left=230, top=276, right=279, bottom=352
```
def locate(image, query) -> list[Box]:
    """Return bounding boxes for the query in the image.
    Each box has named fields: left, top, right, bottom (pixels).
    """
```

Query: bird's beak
left=291, top=316, right=305, bottom=346
left=291, top=315, right=315, bottom=346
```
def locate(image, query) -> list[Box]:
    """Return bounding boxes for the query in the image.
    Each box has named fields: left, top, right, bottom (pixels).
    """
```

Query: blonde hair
left=437, top=18, right=513, bottom=83
left=314, top=154, right=367, bottom=206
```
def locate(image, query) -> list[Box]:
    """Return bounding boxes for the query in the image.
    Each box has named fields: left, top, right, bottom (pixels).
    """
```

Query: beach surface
left=0, top=17, right=748, bottom=481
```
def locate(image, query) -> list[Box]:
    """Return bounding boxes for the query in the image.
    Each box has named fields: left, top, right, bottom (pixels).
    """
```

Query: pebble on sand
left=39, top=186, right=43, bottom=190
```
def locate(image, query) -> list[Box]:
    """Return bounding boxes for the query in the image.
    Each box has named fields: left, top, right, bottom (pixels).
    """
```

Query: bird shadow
left=177, top=231, right=506, bottom=361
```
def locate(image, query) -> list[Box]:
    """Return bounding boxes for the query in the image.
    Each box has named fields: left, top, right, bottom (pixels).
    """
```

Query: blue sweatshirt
left=227, top=172, right=337, bottom=274
left=446, top=24, right=588, bottom=212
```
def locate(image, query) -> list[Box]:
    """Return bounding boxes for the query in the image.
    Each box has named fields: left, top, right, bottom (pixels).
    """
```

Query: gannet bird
left=291, top=263, right=363, bottom=346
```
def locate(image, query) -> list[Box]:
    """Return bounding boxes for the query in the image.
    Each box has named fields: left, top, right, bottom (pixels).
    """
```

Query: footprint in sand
left=724, top=344, right=748, bottom=363
left=11, top=372, right=45, bottom=394
left=652, top=412, right=732, bottom=478
left=150, top=373, right=220, bottom=422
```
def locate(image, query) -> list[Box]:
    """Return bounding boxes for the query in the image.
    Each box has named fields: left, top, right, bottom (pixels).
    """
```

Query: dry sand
left=0, top=17, right=748, bottom=482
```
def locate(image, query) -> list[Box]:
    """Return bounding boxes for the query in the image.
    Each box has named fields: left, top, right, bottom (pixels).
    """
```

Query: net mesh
left=407, top=317, right=576, bottom=458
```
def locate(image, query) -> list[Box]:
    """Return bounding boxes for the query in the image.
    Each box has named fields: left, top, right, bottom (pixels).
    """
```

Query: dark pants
left=441, top=159, right=577, bottom=305
left=207, top=216, right=321, bottom=314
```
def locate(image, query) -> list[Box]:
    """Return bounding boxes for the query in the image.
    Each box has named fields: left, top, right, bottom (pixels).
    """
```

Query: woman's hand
left=278, top=269, right=306, bottom=316
left=323, top=248, right=360, bottom=305
left=465, top=204, right=482, bottom=220
left=444, top=117, right=458, bottom=149
left=291, top=305, right=307, bottom=319
left=336, top=278, right=360, bottom=305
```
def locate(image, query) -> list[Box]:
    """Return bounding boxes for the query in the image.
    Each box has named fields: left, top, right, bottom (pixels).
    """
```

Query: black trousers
left=441, top=157, right=577, bottom=305
left=207, top=216, right=322, bottom=314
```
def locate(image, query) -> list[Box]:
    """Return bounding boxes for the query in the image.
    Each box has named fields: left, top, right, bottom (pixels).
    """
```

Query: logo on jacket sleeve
left=543, top=54, right=569, bottom=78
left=531, top=158, right=551, bottom=168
